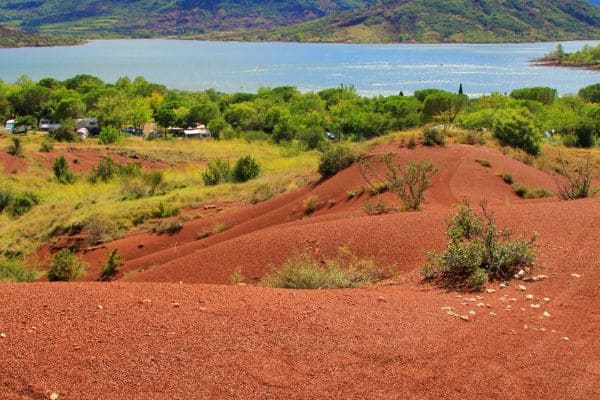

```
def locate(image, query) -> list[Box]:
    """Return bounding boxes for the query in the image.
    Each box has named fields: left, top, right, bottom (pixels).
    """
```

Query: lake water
left=0, top=39, right=599, bottom=96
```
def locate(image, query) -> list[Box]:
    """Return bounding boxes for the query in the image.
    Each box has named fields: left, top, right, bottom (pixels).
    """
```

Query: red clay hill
left=2, top=141, right=599, bottom=399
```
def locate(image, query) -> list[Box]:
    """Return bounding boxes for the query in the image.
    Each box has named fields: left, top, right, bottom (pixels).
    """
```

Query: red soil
left=2, top=143, right=599, bottom=399
left=0, top=152, right=27, bottom=174
left=31, top=147, right=167, bottom=173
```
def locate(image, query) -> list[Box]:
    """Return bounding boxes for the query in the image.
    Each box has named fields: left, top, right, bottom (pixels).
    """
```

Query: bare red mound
left=31, top=147, right=167, bottom=173
left=0, top=152, right=27, bottom=174
left=72, top=144, right=560, bottom=283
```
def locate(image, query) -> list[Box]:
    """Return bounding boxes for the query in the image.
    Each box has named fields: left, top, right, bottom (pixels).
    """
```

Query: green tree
left=492, top=108, right=542, bottom=155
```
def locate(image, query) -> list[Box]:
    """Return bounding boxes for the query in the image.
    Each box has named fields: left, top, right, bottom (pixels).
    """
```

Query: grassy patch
left=513, top=184, right=553, bottom=199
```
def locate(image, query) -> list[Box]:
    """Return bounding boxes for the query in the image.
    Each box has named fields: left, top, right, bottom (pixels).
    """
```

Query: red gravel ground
left=2, top=143, right=599, bottom=399
left=0, top=152, right=27, bottom=174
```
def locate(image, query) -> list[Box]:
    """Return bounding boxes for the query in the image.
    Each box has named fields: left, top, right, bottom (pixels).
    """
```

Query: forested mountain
left=0, top=0, right=598, bottom=43
left=0, top=0, right=374, bottom=36
left=0, top=25, right=80, bottom=47
left=263, top=0, right=600, bottom=43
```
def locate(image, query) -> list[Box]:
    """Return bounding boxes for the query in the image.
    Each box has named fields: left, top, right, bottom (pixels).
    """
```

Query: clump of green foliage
left=152, top=219, right=184, bottom=235
left=261, top=249, right=392, bottom=289
left=151, top=202, right=180, bottom=218
left=39, top=137, right=55, bottom=152
left=303, top=194, right=320, bottom=216
left=50, top=125, right=78, bottom=142
left=500, top=172, right=514, bottom=184
left=47, top=249, right=86, bottom=281
left=318, top=144, right=356, bottom=178
left=513, top=184, right=553, bottom=199
left=89, top=157, right=141, bottom=183
left=4, top=191, right=39, bottom=218
left=510, top=87, right=557, bottom=105
left=232, top=155, right=260, bottom=183
left=7, top=136, right=23, bottom=157
left=98, top=126, right=123, bottom=145
left=0, top=257, right=37, bottom=282
left=202, top=158, right=232, bottom=186
left=99, top=249, right=122, bottom=281
left=53, top=155, right=76, bottom=184
left=120, top=170, right=165, bottom=199
left=422, top=202, right=537, bottom=290
left=556, top=156, right=597, bottom=200
left=492, top=109, right=542, bottom=155
left=422, top=127, right=446, bottom=146
left=229, top=267, right=244, bottom=284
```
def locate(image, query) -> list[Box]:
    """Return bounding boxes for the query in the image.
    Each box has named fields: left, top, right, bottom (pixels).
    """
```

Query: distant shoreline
left=532, top=57, right=600, bottom=72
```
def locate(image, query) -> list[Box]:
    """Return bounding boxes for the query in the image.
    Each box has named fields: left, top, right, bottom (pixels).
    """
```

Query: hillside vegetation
left=0, top=0, right=599, bottom=43
left=0, top=25, right=80, bottom=48
left=538, top=43, right=600, bottom=70
left=262, top=0, right=600, bottom=43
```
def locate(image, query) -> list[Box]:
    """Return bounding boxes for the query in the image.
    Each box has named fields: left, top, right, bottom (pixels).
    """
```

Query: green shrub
left=501, top=172, right=514, bottom=184
left=142, top=171, right=164, bottom=196
left=120, top=170, right=165, bottom=199
left=6, top=191, right=39, bottom=218
left=7, top=136, right=23, bottom=157
left=50, top=126, right=77, bottom=142
left=513, top=184, right=553, bottom=199
left=251, top=184, right=276, bottom=204
left=318, top=144, right=356, bottom=178
left=492, top=109, right=542, bottom=155
left=384, top=156, right=437, bottom=211
left=229, top=267, right=244, bottom=285
left=151, top=202, right=180, bottom=218
left=0, top=189, right=13, bottom=212
left=98, top=126, right=123, bottom=145
left=422, top=127, right=446, bottom=146
left=202, top=158, right=232, bottom=186
left=261, top=250, right=391, bottom=289
left=232, top=155, right=260, bottom=183
left=153, top=220, right=184, bottom=235
left=99, top=249, right=122, bottom=281
left=510, top=87, right=557, bottom=105
left=89, top=156, right=120, bottom=183
left=303, top=195, right=320, bottom=215
left=422, top=202, right=537, bottom=290
left=557, top=156, right=597, bottom=200
left=579, top=83, right=600, bottom=103
left=573, top=120, right=596, bottom=148
left=53, top=156, right=75, bottom=184
left=39, top=137, right=55, bottom=152
left=0, top=257, right=37, bottom=282
left=47, top=249, right=86, bottom=281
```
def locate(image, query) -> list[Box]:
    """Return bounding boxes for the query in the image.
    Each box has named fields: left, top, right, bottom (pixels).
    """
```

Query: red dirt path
left=2, top=142, right=599, bottom=399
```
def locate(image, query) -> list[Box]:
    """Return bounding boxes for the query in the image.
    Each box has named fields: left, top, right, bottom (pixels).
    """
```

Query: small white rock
left=97, top=305, right=103, bottom=310
left=543, top=311, right=551, bottom=318
left=485, top=288, right=496, bottom=293
left=0, top=333, right=6, bottom=338
left=530, top=304, right=541, bottom=309
left=517, top=285, right=527, bottom=291
left=499, top=283, right=508, bottom=288
left=571, top=273, right=581, bottom=279
left=526, top=294, right=534, bottom=300
left=476, top=302, right=485, bottom=307
left=544, top=297, right=551, bottom=302
left=460, top=315, right=470, bottom=322
left=468, top=310, right=476, bottom=315
left=489, top=311, right=497, bottom=317
left=441, top=306, right=454, bottom=311
left=50, top=393, right=59, bottom=400
left=562, top=337, right=570, bottom=341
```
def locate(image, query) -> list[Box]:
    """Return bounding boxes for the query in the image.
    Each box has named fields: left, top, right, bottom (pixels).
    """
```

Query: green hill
left=262, top=0, right=600, bottom=43
left=0, top=25, right=81, bottom=47
left=0, top=0, right=374, bottom=37
left=0, top=0, right=599, bottom=43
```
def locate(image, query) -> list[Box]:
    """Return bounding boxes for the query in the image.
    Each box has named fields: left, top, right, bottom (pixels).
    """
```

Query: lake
left=0, top=39, right=599, bottom=96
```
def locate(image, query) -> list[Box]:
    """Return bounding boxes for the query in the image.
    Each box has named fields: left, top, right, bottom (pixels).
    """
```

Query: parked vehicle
left=5, top=119, right=31, bottom=134
left=4, top=119, right=15, bottom=133
left=121, top=126, right=143, bottom=136
left=76, top=118, right=100, bottom=135
left=183, top=124, right=211, bottom=139
left=39, top=118, right=62, bottom=131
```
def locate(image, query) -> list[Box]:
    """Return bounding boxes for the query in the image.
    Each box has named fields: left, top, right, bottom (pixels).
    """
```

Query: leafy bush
left=99, top=249, right=122, bottom=281
left=120, top=170, right=165, bottom=199
left=579, top=83, right=600, bottom=103
left=573, top=120, right=596, bottom=148
left=501, top=172, right=514, bottom=184
left=229, top=267, right=244, bottom=284
left=47, top=249, right=86, bottom=281
left=39, top=137, right=54, bottom=152
left=202, top=158, right=232, bottom=186
left=384, top=156, right=437, bottom=211
left=513, top=184, right=553, bottom=199
left=422, top=202, right=537, bottom=290
left=232, top=155, right=260, bottom=183
left=261, top=250, right=391, bottom=289
left=557, top=156, right=597, bottom=200
left=98, top=126, right=123, bottom=145
left=492, top=109, right=542, bottom=155
left=422, top=127, right=446, bottom=146
left=510, top=87, right=557, bottom=105
left=88, top=156, right=120, bottom=183
left=303, top=195, right=320, bottom=215
left=0, top=257, right=37, bottom=282
left=6, top=191, right=39, bottom=218
left=153, top=220, right=184, bottom=235
left=7, top=136, right=23, bottom=157
left=50, top=125, right=77, bottom=142
left=318, top=144, right=356, bottom=178
left=151, top=202, right=180, bottom=218
left=53, top=155, right=75, bottom=184
left=0, top=189, right=13, bottom=212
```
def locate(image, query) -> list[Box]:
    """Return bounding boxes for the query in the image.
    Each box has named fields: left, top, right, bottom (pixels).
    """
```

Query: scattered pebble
left=489, top=311, right=497, bottom=317
left=544, top=297, right=551, bottom=302
left=562, top=337, right=570, bottom=341
left=537, top=275, right=548, bottom=280
left=0, top=333, right=6, bottom=338
left=173, top=303, right=180, bottom=308
left=377, top=296, right=388, bottom=303
left=509, top=298, right=517, bottom=302
left=530, top=304, right=541, bottom=309
left=476, top=302, right=485, bottom=307
left=486, top=304, right=493, bottom=308
left=468, top=310, right=476, bottom=315
left=97, top=305, right=103, bottom=310
left=460, top=315, right=470, bottom=322
left=485, top=288, right=496, bottom=293
left=455, top=294, right=462, bottom=298
left=517, top=285, right=527, bottom=291
left=446, top=311, right=457, bottom=316
left=525, top=294, right=534, bottom=300
left=50, top=393, right=59, bottom=400
left=543, top=311, right=551, bottom=318
left=499, top=283, right=508, bottom=289
left=571, top=273, right=581, bottom=279
left=441, top=306, right=454, bottom=311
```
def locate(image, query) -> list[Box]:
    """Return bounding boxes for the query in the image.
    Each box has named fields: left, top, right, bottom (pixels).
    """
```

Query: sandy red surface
left=2, top=143, right=599, bottom=399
